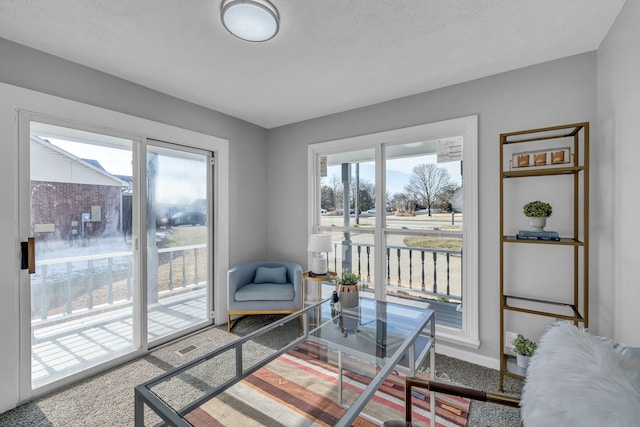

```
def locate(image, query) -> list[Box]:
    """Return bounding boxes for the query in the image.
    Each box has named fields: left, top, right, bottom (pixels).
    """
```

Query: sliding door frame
left=141, top=138, right=215, bottom=350
left=16, top=106, right=229, bottom=402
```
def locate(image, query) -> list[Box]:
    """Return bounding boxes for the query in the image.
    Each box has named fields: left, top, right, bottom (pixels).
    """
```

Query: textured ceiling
left=0, top=0, right=626, bottom=128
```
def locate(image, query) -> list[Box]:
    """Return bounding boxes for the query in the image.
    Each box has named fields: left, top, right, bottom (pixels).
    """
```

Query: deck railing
left=330, top=241, right=462, bottom=301
left=32, top=244, right=206, bottom=323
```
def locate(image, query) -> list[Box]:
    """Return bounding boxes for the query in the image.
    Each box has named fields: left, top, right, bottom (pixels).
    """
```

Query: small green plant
left=523, top=200, right=552, bottom=218
left=339, top=273, right=359, bottom=286
left=512, top=334, right=537, bottom=356
left=437, top=296, right=451, bottom=303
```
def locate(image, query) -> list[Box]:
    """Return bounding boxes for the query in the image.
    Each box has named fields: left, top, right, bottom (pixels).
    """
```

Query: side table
left=302, top=271, right=337, bottom=304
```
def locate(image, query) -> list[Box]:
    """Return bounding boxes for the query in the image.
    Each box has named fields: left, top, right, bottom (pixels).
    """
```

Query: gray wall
left=0, top=38, right=269, bottom=266
left=267, top=52, right=598, bottom=360
left=597, top=0, right=640, bottom=345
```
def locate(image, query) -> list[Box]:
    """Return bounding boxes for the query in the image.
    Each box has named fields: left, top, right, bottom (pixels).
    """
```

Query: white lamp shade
left=307, top=234, right=332, bottom=253
left=221, top=0, right=280, bottom=42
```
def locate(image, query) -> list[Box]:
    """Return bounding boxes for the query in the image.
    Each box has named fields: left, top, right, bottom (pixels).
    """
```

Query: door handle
left=20, top=237, right=35, bottom=274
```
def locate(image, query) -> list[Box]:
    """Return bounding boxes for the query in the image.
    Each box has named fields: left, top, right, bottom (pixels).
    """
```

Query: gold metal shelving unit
left=499, top=122, right=589, bottom=390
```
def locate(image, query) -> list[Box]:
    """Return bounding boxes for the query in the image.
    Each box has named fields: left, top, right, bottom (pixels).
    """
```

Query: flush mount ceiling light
left=221, top=0, right=280, bottom=42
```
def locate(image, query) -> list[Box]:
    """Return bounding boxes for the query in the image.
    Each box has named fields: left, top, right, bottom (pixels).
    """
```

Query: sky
left=50, top=138, right=133, bottom=176
left=48, top=138, right=461, bottom=204
left=323, top=154, right=462, bottom=196
left=46, top=138, right=206, bottom=205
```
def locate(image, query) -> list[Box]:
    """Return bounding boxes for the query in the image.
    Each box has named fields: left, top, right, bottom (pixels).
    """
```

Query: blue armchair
left=227, top=261, right=303, bottom=331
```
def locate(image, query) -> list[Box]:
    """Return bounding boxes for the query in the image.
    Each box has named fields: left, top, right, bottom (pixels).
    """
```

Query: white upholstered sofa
left=386, top=321, right=640, bottom=426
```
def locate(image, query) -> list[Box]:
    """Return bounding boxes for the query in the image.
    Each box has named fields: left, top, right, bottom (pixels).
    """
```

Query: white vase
left=528, top=216, right=548, bottom=231
left=516, top=353, right=530, bottom=368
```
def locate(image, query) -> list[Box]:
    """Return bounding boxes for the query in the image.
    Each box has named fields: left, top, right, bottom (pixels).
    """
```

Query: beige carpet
left=0, top=314, right=522, bottom=426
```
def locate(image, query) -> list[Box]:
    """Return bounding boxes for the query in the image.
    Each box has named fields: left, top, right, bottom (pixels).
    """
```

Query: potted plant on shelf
left=523, top=200, right=552, bottom=231
left=512, top=334, right=537, bottom=368
left=337, top=272, right=359, bottom=308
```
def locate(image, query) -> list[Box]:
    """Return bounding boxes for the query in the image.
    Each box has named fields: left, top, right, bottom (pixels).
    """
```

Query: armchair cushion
left=235, top=283, right=294, bottom=301
left=254, top=266, right=288, bottom=284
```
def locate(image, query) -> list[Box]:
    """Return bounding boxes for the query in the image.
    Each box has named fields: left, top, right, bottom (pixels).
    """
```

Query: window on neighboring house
left=308, top=116, right=478, bottom=348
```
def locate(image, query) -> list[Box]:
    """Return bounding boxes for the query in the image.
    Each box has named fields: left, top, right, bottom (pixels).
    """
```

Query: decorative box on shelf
left=510, top=147, right=571, bottom=171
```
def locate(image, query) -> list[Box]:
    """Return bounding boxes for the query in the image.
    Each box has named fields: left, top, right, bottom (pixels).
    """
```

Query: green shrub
left=523, top=200, right=552, bottom=217
left=339, top=273, right=359, bottom=286
left=512, top=334, right=537, bottom=356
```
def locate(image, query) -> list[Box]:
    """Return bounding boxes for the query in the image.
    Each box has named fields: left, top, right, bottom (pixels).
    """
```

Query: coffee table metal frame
left=134, top=297, right=435, bottom=427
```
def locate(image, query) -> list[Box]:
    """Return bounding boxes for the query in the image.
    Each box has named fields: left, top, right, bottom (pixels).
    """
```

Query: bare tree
left=389, top=191, right=411, bottom=213
left=434, top=182, right=460, bottom=213
left=404, top=163, right=452, bottom=216
left=320, top=184, right=335, bottom=211
left=350, top=178, right=375, bottom=212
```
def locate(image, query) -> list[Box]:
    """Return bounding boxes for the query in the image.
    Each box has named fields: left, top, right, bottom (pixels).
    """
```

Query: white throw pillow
left=521, top=321, right=640, bottom=427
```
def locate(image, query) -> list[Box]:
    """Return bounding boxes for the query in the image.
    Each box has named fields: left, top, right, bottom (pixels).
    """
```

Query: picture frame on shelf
left=509, top=147, right=571, bottom=171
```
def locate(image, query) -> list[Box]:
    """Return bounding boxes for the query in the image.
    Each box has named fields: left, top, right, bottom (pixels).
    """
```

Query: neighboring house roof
left=81, top=158, right=106, bottom=171
left=114, top=174, right=133, bottom=185
left=30, top=136, right=129, bottom=187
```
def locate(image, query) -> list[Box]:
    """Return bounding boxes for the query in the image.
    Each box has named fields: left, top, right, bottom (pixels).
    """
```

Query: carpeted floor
left=0, top=315, right=522, bottom=426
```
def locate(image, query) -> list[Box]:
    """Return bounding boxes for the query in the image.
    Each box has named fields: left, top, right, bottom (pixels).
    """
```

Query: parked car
left=155, top=215, right=170, bottom=228
left=170, top=211, right=206, bottom=226
left=320, top=208, right=327, bottom=214
left=367, top=209, right=376, bottom=214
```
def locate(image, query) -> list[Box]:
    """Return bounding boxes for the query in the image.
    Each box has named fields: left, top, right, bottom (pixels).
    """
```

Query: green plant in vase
left=523, top=200, right=552, bottom=217
left=523, top=200, right=552, bottom=231
left=338, top=273, right=359, bottom=308
left=512, top=334, right=537, bottom=368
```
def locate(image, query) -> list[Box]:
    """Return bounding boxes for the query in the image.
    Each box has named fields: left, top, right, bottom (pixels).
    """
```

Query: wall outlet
left=505, top=331, right=518, bottom=352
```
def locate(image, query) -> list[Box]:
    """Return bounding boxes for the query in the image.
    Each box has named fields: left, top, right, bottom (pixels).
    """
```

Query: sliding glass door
left=25, top=121, right=136, bottom=389
left=20, top=117, right=214, bottom=394
left=145, top=143, right=211, bottom=344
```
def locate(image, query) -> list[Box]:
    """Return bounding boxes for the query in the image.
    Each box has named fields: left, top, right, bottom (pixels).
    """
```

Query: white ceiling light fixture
left=221, top=0, right=280, bottom=42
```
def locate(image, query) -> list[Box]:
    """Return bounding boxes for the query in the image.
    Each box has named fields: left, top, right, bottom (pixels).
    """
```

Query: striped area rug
left=185, top=346, right=469, bottom=426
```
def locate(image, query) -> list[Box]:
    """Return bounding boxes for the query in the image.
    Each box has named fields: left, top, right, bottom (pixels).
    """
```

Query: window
left=308, top=116, right=478, bottom=347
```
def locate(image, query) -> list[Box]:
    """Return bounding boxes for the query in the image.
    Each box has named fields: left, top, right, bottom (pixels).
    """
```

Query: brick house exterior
left=31, top=181, right=124, bottom=242
left=30, top=136, right=129, bottom=243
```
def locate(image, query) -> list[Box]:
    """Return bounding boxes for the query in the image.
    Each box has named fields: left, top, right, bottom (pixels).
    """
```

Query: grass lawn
left=157, top=225, right=207, bottom=248
left=403, top=235, right=463, bottom=251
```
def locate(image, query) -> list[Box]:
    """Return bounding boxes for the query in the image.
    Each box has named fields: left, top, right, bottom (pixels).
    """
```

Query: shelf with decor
left=502, top=236, right=583, bottom=245
left=499, top=122, right=589, bottom=391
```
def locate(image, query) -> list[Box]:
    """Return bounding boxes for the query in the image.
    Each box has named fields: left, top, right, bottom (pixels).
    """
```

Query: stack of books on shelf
left=515, top=230, right=560, bottom=241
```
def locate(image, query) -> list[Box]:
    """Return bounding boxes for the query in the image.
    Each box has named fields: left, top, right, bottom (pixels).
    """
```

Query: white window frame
left=307, top=115, right=479, bottom=348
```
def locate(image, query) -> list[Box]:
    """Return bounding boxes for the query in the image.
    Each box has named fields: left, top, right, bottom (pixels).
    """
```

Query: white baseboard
left=436, top=342, right=500, bottom=370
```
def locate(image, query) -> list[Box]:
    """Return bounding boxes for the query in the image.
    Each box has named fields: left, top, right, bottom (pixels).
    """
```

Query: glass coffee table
left=135, top=297, right=435, bottom=426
